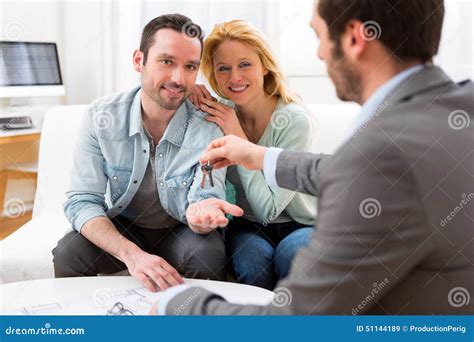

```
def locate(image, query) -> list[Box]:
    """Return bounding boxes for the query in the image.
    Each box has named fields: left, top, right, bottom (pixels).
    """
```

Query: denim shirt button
left=158, top=153, right=164, bottom=158
left=159, top=182, right=164, bottom=187
left=143, top=149, right=147, bottom=153
left=112, top=176, right=118, bottom=180
left=133, top=180, right=138, bottom=184
left=182, top=181, right=187, bottom=186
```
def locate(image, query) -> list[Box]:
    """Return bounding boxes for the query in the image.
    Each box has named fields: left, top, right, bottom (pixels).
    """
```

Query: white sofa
left=0, top=103, right=359, bottom=284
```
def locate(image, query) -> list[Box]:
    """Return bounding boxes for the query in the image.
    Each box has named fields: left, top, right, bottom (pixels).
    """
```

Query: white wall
left=0, top=0, right=141, bottom=106
left=435, top=0, right=474, bottom=81
left=61, top=1, right=112, bottom=104
left=0, top=0, right=64, bottom=106
left=280, top=0, right=473, bottom=104
left=0, top=0, right=472, bottom=106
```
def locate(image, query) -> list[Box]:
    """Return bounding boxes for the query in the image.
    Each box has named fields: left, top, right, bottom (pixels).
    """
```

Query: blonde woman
left=190, top=20, right=317, bottom=290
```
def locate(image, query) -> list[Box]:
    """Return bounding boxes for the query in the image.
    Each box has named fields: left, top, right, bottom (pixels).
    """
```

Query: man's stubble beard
left=327, top=40, right=363, bottom=103
left=141, top=69, right=189, bottom=111
left=143, top=85, right=188, bottom=111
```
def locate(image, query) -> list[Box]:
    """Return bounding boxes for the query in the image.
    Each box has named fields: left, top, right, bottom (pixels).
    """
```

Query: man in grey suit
left=151, top=0, right=473, bottom=314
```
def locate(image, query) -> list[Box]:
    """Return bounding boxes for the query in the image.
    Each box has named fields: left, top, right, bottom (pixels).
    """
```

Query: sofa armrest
left=0, top=214, right=70, bottom=284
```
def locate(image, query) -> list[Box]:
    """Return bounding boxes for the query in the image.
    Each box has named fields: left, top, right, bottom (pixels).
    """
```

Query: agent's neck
left=359, top=59, right=423, bottom=104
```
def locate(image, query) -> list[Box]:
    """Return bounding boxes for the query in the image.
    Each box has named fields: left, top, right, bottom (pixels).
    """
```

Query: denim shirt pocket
left=165, top=170, right=195, bottom=220
left=104, top=164, right=132, bottom=205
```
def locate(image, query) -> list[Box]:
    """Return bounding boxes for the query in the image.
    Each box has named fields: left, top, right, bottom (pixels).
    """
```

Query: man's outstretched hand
left=187, top=198, right=244, bottom=234
left=200, top=135, right=268, bottom=170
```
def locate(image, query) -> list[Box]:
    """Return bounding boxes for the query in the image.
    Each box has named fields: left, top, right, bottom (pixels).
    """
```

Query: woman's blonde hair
left=201, top=20, right=300, bottom=104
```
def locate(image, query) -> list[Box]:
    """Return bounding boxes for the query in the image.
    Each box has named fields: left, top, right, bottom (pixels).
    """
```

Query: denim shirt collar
left=129, top=89, right=143, bottom=137
left=128, top=88, right=202, bottom=146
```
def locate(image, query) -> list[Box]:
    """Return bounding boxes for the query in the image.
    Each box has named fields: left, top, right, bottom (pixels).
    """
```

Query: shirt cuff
left=157, top=284, right=192, bottom=315
left=73, top=207, right=107, bottom=233
left=263, top=147, right=283, bottom=187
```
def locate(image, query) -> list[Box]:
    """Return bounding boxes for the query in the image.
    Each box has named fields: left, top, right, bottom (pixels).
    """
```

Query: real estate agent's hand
left=123, top=249, right=184, bottom=292
left=186, top=198, right=243, bottom=234
left=200, top=135, right=267, bottom=170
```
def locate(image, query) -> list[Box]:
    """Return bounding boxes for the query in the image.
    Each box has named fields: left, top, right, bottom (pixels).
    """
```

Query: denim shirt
left=63, top=86, right=226, bottom=232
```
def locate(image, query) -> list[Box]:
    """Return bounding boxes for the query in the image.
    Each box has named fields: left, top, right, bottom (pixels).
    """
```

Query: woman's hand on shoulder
left=189, top=84, right=215, bottom=110
left=201, top=99, right=247, bottom=139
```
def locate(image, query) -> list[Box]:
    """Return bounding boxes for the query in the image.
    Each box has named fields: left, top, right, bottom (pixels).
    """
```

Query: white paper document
left=2, top=287, right=164, bottom=316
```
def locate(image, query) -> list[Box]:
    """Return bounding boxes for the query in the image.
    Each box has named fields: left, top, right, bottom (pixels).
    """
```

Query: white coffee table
left=0, top=276, right=274, bottom=315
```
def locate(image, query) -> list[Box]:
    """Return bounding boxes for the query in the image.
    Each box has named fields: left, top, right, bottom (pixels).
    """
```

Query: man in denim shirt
left=52, top=14, right=243, bottom=292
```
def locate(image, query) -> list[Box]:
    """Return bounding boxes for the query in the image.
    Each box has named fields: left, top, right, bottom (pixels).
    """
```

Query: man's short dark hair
left=140, top=14, right=204, bottom=65
left=317, top=0, right=445, bottom=63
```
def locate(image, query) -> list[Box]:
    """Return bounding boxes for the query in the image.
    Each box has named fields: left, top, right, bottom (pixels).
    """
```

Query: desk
left=0, top=129, right=41, bottom=238
left=0, top=129, right=41, bottom=144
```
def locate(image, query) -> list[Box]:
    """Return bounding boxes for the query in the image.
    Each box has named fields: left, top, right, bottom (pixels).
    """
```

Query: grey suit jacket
left=166, top=64, right=474, bottom=315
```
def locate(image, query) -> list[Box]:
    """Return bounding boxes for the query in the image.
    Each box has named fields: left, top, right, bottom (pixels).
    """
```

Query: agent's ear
left=343, top=20, right=368, bottom=59
left=263, top=68, right=269, bottom=76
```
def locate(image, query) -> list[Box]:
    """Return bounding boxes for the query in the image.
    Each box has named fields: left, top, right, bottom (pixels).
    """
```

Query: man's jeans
left=52, top=216, right=227, bottom=281
left=226, top=217, right=314, bottom=290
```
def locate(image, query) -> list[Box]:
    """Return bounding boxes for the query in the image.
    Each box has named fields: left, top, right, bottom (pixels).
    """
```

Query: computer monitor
left=0, top=41, right=65, bottom=98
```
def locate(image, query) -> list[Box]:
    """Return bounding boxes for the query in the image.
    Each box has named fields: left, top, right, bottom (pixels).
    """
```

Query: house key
left=200, top=161, right=214, bottom=188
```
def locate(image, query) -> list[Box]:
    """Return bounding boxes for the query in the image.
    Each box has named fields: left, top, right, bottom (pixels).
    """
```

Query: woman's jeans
left=226, top=217, right=314, bottom=290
